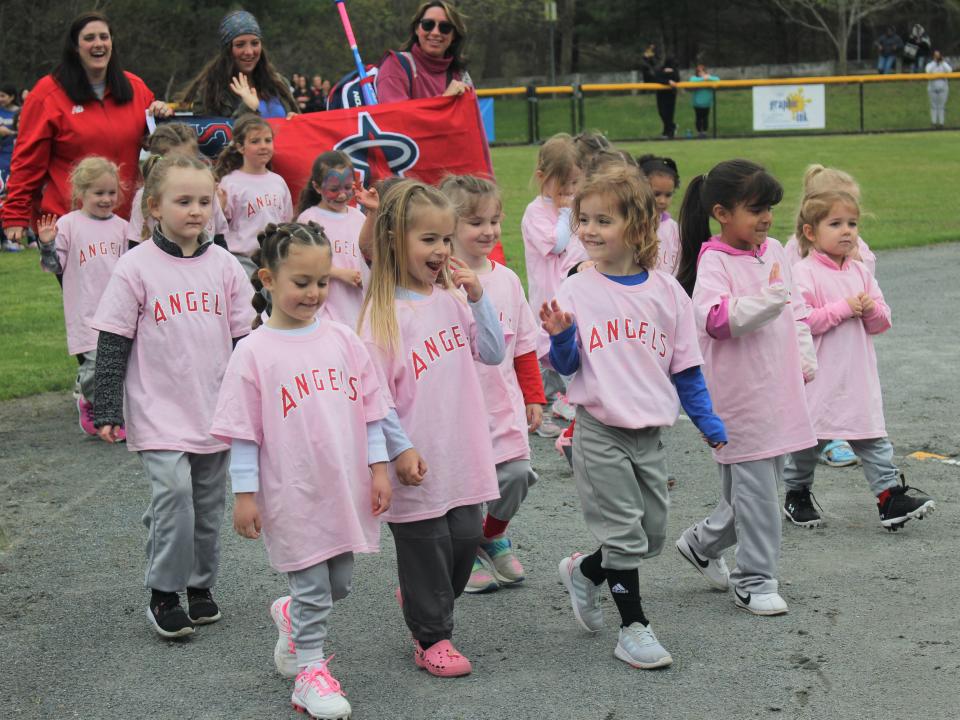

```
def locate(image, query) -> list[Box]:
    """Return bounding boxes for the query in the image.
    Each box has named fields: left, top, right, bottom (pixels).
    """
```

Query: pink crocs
left=414, top=639, right=472, bottom=677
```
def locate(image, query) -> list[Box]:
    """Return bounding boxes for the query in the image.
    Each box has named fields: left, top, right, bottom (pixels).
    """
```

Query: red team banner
left=267, top=93, right=494, bottom=204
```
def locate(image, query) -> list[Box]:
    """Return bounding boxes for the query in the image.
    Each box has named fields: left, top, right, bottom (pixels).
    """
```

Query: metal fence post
left=713, top=88, right=719, bottom=139
left=526, top=85, right=539, bottom=144
left=578, top=85, right=585, bottom=134
left=571, top=84, right=581, bottom=134
left=859, top=82, right=865, bottom=133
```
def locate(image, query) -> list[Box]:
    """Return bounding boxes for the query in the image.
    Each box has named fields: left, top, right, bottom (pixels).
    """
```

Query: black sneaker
left=147, top=591, right=195, bottom=638
left=878, top=475, right=935, bottom=531
left=187, top=587, right=222, bottom=625
left=783, top=488, right=823, bottom=528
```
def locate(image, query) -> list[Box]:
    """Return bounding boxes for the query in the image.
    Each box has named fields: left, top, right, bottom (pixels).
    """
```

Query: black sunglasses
left=419, top=19, right=454, bottom=34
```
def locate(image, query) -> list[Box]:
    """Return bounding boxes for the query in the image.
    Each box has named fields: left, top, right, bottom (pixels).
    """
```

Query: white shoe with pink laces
left=290, top=656, right=352, bottom=719
left=270, top=596, right=298, bottom=678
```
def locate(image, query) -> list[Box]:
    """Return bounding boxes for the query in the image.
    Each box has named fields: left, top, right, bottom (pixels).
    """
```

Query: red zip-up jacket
left=1, top=72, right=154, bottom=228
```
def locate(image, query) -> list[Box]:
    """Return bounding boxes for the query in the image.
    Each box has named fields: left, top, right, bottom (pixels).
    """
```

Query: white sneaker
left=676, top=535, right=730, bottom=591
left=551, top=393, right=576, bottom=421
left=533, top=418, right=564, bottom=438
left=558, top=553, right=604, bottom=632
left=733, top=588, right=788, bottom=616
left=614, top=622, right=673, bottom=669
left=290, top=658, right=352, bottom=719
left=270, top=596, right=298, bottom=678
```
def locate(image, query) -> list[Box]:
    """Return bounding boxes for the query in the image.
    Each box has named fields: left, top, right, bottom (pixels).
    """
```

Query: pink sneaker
left=414, top=639, right=472, bottom=677
left=77, top=397, right=97, bottom=436
left=291, top=656, right=351, bottom=719
left=270, top=596, right=298, bottom=678
left=114, top=426, right=127, bottom=443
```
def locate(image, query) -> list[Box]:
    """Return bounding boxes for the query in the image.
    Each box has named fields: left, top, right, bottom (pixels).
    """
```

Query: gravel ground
left=1, top=244, right=958, bottom=720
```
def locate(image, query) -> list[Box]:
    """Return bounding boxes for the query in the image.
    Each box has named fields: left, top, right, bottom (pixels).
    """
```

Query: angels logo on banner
left=334, top=112, right=420, bottom=185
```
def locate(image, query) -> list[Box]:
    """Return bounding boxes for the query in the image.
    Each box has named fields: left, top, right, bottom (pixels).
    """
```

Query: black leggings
left=695, top=106, right=711, bottom=133
left=656, top=91, right=677, bottom=137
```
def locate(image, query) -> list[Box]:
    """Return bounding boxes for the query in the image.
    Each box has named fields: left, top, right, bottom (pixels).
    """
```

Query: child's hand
left=355, top=183, right=379, bottom=211
left=217, top=186, right=228, bottom=212
left=575, top=260, right=596, bottom=273
left=229, top=74, right=260, bottom=112
left=525, top=403, right=543, bottom=433
left=846, top=295, right=863, bottom=316
left=370, top=463, right=392, bottom=516
left=704, top=435, right=726, bottom=450
left=395, top=448, right=427, bottom=486
left=849, top=244, right=863, bottom=262
left=858, top=292, right=875, bottom=314
left=556, top=194, right=574, bottom=210
left=233, top=493, right=261, bottom=539
left=97, top=424, right=124, bottom=444
left=36, top=214, right=58, bottom=245
left=449, top=256, right=483, bottom=302
left=540, top=299, right=574, bottom=336
left=768, top=262, right=782, bottom=285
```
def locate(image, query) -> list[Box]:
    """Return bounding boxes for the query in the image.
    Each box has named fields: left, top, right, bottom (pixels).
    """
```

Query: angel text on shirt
left=411, top=323, right=468, bottom=381
left=153, top=290, right=224, bottom=325
left=79, top=240, right=123, bottom=266
left=586, top=316, right=670, bottom=358
left=246, top=193, right=285, bottom=218
left=280, top=367, right=360, bottom=418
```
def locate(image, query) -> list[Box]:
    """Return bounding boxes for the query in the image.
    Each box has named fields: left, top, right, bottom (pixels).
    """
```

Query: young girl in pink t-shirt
left=782, top=190, right=935, bottom=531
left=35, top=156, right=128, bottom=437
left=215, top=114, right=293, bottom=279
left=440, top=175, right=547, bottom=595
left=638, top=154, right=682, bottom=275
left=542, top=168, right=725, bottom=670
left=521, top=133, right=587, bottom=433
left=91, top=154, right=255, bottom=640
left=210, top=222, right=390, bottom=720
left=673, top=159, right=817, bottom=618
left=295, top=151, right=369, bottom=328
left=127, top=123, right=229, bottom=249
left=358, top=180, right=505, bottom=678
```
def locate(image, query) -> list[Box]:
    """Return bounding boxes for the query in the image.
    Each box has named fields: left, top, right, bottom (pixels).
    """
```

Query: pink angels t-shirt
left=522, top=195, right=588, bottom=315
left=694, top=239, right=816, bottom=463
left=783, top=234, right=876, bottom=276
left=361, top=289, right=499, bottom=523
left=556, top=268, right=703, bottom=429
left=792, top=251, right=891, bottom=439
left=220, top=170, right=293, bottom=256
left=126, top=186, right=229, bottom=246
left=656, top=212, right=681, bottom=275
left=210, top=321, right=388, bottom=572
left=296, top=205, right=369, bottom=328
left=475, top=262, right=540, bottom=464
left=53, top=211, right=129, bottom=355
left=91, top=241, right=256, bottom=453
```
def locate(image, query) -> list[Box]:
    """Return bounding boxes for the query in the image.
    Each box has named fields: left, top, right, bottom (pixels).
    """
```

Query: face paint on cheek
left=320, top=168, right=355, bottom=204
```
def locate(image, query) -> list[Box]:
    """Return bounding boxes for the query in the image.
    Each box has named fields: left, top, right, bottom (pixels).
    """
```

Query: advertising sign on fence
left=752, top=84, right=825, bottom=131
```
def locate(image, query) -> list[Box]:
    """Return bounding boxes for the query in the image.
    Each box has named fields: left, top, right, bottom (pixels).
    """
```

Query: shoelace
left=300, top=656, right=345, bottom=696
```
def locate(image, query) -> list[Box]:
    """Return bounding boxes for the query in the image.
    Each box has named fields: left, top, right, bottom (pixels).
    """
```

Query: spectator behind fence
left=306, top=75, right=328, bottom=112
left=640, top=42, right=660, bottom=83
left=689, top=63, right=719, bottom=138
left=925, top=50, right=951, bottom=129
left=654, top=57, right=680, bottom=139
left=905, top=24, right=932, bottom=73
left=179, top=9, right=298, bottom=118
left=292, top=73, right=310, bottom=112
left=875, top=27, right=903, bottom=74
left=1, top=11, right=170, bottom=244
left=375, top=1, right=473, bottom=103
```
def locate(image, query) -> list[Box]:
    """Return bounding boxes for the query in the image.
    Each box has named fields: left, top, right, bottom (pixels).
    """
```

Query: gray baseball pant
left=487, top=459, right=538, bottom=521
left=572, top=407, right=670, bottom=571
left=682, top=457, right=784, bottom=594
left=287, top=552, right=354, bottom=668
left=139, top=449, right=228, bottom=593
left=784, top=438, right=900, bottom=496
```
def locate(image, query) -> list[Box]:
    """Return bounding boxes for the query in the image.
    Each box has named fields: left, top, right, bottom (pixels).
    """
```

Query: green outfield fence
left=475, top=72, right=960, bottom=145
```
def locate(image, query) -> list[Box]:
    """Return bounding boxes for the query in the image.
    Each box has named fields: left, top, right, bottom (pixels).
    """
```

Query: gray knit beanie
left=219, top=10, right=262, bottom=46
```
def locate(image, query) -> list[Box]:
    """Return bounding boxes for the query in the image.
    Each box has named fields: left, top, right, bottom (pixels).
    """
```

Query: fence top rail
left=475, top=72, right=960, bottom=97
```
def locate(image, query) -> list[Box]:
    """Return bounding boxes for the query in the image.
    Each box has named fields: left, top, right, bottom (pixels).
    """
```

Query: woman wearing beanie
left=180, top=9, right=298, bottom=118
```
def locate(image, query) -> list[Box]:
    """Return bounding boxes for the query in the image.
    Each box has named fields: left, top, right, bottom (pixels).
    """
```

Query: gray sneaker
left=614, top=622, right=673, bottom=669
left=558, top=553, right=603, bottom=632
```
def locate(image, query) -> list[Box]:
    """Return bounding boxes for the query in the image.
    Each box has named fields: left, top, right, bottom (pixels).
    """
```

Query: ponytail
left=676, top=174, right=711, bottom=297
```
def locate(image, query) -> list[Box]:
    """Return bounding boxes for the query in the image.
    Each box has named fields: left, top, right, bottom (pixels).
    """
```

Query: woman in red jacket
left=1, top=11, right=169, bottom=242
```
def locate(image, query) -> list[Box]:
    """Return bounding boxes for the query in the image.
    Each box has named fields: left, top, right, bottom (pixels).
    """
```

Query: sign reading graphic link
left=752, top=84, right=825, bottom=131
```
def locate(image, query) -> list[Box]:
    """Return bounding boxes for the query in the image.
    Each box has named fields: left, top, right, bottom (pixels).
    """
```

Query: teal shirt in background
left=689, top=75, right=719, bottom=108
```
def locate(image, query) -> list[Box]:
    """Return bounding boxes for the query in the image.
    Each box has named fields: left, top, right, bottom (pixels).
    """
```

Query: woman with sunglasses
left=376, top=1, right=473, bottom=104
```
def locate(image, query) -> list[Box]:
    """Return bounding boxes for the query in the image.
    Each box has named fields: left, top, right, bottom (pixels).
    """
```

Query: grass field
left=1, top=131, right=958, bottom=401
left=489, top=80, right=959, bottom=144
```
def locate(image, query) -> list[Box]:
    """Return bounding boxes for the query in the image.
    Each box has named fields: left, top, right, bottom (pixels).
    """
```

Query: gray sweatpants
left=784, top=438, right=899, bottom=497
left=929, top=86, right=948, bottom=124
left=288, top=553, right=354, bottom=668
left=139, top=450, right=229, bottom=593
left=231, top=252, right=258, bottom=283
left=487, top=459, right=538, bottom=522
left=572, top=407, right=669, bottom=571
left=389, top=504, right=483, bottom=645
left=541, top=366, right=566, bottom=403
left=681, top=457, right=784, bottom=594
left=76, top=351, right=96, bottom=404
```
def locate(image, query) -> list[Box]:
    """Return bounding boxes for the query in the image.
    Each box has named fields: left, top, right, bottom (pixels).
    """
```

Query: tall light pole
left=545, top=1, right=558, bottom=84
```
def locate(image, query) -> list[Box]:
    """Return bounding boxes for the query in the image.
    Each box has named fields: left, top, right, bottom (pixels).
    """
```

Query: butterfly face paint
left=315, top=167, right=355, bottom=211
